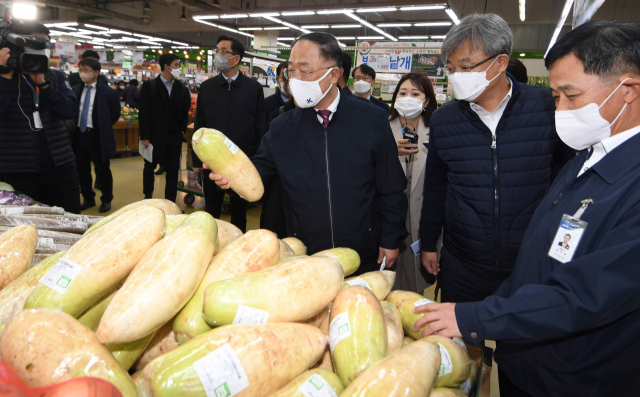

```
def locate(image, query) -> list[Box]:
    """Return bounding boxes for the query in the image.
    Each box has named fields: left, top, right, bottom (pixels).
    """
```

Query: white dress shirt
left=316, top=89, right=341, bottom=124
left=470, top=78, right=513, bottom=137
left=578, top=125, right=640, bottom=177
left=78, top=82, right=97, bottom=129
left=160, top=75, right=174, bottom=97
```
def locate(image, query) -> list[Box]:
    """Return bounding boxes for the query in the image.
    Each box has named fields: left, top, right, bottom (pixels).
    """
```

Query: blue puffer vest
left=428, top=75, right=562, bottom=272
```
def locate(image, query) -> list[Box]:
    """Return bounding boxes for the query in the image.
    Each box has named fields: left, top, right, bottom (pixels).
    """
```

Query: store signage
left=53, top=41, right=75, bottom=57
left=133, top=52, right=144, bottom=64
left=113, top=52, right=125, bottom=63
left=356, top=41, right=444, bottom=77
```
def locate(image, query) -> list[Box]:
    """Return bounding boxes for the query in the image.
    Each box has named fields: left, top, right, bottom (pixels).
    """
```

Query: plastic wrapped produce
left=313, top=248, right=360, bottom=277
left=214, top=218, right=243, bottom=255
left=267, top=369, right=344, bottom=397
left=282, top=237, right=307, bottom=255
left=423, top=335, right=472, bottom=388
left=30, top=253, right=51, bottom=267
left=0, top=225, right=38, bottom=289
left=0, top=308, right=136, bottom=397
left=0, top=215, right=87, bottom=234
left=0, top=205, right=65, bottom=215
left=35, top=243, right=71, bottom=254
left=0, top=191, right=34, bottom=206
left=277, top=239, right=296, bottom=263
left=381, top=301, right=404, bottom=354
left=0, top=227, right=85, bottom=246
left=85, top=199, right=181, bottom=235
left=133, top=317, right=180, bottom=371
left=0, top=182, right=14, bottom=191
left=342, top=270, right=396, bottom=301
left=386, top=290, right=434, bottom=339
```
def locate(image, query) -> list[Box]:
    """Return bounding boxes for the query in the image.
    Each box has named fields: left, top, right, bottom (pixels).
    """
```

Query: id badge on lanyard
left=548, top=199, right=593, bottom=264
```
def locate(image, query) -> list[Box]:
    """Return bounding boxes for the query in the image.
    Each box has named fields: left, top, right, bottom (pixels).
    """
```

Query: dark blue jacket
left=456, top=130, right=640, bottom=397
left=264, top=88, right=288, bottom=121
left=370, top=96, right=390, bottom=113
left=72, top=81, right=121, bottom=162
left=420, top=75, right=572, bottom=272
left=122, top=85, right=140, bottom=108
left=252, top=92, right=408, bottom=273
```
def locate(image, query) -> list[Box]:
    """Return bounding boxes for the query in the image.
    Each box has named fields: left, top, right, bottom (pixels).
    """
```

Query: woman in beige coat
left=389, top=73, right=439, bottom=293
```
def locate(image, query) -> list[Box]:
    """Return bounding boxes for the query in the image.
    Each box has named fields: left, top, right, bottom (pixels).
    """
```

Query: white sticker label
left=232, top=305, right=270, bottom=325
left=461, top=378, right=472, bottom=395
left=379, top=256, right=386, bottom=271
left=193, top=343, right=249, bottom=397
left=414, top=298, right=434, bottom=307
left=0, top=207, right=24, bottom=215
left=437, top=343, right=453, bottom=377
left=33, top=111, right=43, bottom=129
left=452, top=337, right=468, bottom=351
left=329, top=312, right=352, bottom=354
left=38, top=237, right=55, bottom=245
left=39, top=258, right=82, bottom=294
left=224, top=137, right=239, bottom=155
left=297, top=374, right=338, bottom=397
left=345, top=278, right=372, bottom=291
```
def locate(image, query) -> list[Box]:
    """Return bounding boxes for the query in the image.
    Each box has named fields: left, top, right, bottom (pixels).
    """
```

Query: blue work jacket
left=456, top=130, right=640, bottom=396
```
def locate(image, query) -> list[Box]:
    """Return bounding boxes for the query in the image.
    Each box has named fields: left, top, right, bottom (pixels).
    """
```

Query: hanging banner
left=356, top=41, right=444, bottom=77
left=133, top=52, right=144, bottom=64
left=573, top=0, right=606, bottom=28
left=113, top=52, right=124, bottom=63
left=53, top=42, right=75, bottom=57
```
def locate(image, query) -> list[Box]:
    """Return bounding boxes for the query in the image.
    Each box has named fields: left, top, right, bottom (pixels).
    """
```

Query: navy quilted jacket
left=420, top=75, right=573, bottom=272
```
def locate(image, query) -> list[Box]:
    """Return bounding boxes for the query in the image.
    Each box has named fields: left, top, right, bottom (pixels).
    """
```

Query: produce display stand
left=113, top=119, right=140, bottom=158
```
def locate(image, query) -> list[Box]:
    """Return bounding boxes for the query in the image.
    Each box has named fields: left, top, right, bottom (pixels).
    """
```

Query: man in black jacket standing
left=122, top=79, right=140, bottom=108
left=208, top=33, right=408, bottom=275
left=0, top=21, right=80, bottom=213
left=352, top=64, right=389, bottom=113
left=139, top=54, right=191, bottom=202
left=72, top=58, right=121, bottom=213
left=264, top=60, right=291, bottom=120
left=192, top=35, right=267, bottom=232
left=68, top=50, right=108, bottom=88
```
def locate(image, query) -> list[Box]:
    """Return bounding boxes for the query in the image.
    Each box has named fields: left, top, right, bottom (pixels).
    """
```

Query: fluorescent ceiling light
left=276, top=37, right=296, bottom=41
left=520, top=53, right=526, bottom=57
left=357, top=36, right=384, bottom=40
left=220, top=14, right=247, bottom=18
left=264, top=16, right=283, bottom=23
left=152, top=38, right=172, bottom=42
left=54, top=26, right=77, bottom=31
left=282, top=11, right=315, bottom=16
left=249, top=12, right=280, bottom=17
left=70, top=34, right=94, bottom=39
left=399, top=35, right=430, bottom=39
left=84, top=24, right=109, bottom=30
left=194, top=15, right=219, bottom=19
left=445, top=8, right=461, bottom=24
left=545, top=0, right=574, bottom=57
left=430, top=35, right=447, bottom=39
left=263, top=27, right=289, bottom=30
left=276, top=42, right=290, bottom=46
left=519, top=0, right=526, bottom=21
left=335, top=36, right=356, bottom=40
left=317, top=9, right=353, bottom=14
left=134, top=33, right=154, bottom=39
left=357, top=7, right=397, bottom=13
left=377, top=23, right=411, bottom=27
left=346, top=12, right=397, bottom=41
left=239, top=27, right=262, bottom=30
left=338, top=42, right=346, bottom=47
left=216, top=25, right=255, bottom=37
left=302, top=25, right=329, bottom=29
left=109, top=30, right=131, bottom=35
left=413, top=21, right=452, bottom=26
left=400, top=5, right=446, bottom=11
left=331, top=24, right=361, bottom=28
left=172, top=41, right=189, bottom=45
left=137, top=46, right=150, bottom=49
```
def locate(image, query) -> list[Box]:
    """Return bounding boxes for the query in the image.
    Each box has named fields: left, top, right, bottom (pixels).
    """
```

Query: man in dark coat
left=192, top=35, right=267, bottom=232
left=68, top=50, right=109, bottom=87
left=0, top=21, right=81, bottom=213
left=263, top=60, right=291, bottom=121
left=122, top=78, right=140, bottom=108
left=139, top=53, right=191, bottom=202
left=72, top=58, right=121, bottom=213
left=352, top=64, right=389, bottom=113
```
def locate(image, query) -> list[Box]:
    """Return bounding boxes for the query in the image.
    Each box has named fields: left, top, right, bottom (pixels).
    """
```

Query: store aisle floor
left=79, top=144, right=262, bottom=231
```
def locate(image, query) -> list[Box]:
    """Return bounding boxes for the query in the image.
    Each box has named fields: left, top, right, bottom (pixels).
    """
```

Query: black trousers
left=3, top=164, right=81, bottom=214
left=75, top=128, right=113, bottom=203
left=143, top=132, right=182, bottom=202
left=202, top=169, right=248, bottom=233
left=259, top=175, right=288, bottom=238
left=440, top=246, right=512, bottom=303
left=499, top=367, right=533, bottom=397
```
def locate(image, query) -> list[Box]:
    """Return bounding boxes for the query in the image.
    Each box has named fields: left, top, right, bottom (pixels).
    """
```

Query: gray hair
left=442, top=13, right=513, bottom=61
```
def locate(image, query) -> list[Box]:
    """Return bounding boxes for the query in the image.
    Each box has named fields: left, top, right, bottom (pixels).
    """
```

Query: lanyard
left=35, top=86, right=40, bottom=111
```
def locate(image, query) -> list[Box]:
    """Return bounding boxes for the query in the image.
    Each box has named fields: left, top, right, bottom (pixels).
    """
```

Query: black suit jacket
left=264, top=88, right=287, bottom=120
left=370, top=96, right=390, bottom=113
left=72, top=81, right=121, bottom=161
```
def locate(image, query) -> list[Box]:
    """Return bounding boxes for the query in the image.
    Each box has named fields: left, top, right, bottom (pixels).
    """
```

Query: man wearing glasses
left=192, top=35, right=267, bottom=232
left=352, top=64, right=389, bottom=112
left=420, top=13, right=572, bottom=303
left=208, top=32, right=407, bottom=276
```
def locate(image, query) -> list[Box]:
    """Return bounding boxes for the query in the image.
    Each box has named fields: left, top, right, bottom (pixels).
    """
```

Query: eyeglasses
left=213, top=48, right=238, bottom=57
left=442, top=54, right=499, bottom=76
left=353, top=75, right=373, bottom=82
left=283, top=66, right=335, bottom=80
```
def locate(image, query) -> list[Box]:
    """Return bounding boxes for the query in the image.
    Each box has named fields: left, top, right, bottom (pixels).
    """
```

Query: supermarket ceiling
left=33, top=0, right=640, bottom=51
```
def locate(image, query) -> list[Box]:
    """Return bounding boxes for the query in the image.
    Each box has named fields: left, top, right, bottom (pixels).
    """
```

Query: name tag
left=548, top=215, right=587, bottom=263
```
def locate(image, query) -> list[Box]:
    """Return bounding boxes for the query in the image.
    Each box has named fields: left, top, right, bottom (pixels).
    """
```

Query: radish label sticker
left=224, top=138, right=239, bottom=155
left=39, top=258, right=82, bottom=294
left=414, top=298, right=434, bottom=307
left=0, top=207, right=24, bottom=215
left=193, top=343, right=249, bottom=397
left=38, top=237, right=55, bottom=245
left=297, top=374, right=338, bottom=397
left=233, top=305, right=270, bottom=325
left=345, top=278, right=372, bottom=291
left=329, top=312, right=352, bottom=354
left=437, top=343, right=453, bottom=377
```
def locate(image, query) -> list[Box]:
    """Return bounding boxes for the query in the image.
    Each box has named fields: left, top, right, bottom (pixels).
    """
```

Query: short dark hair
left=389, top=72, right=438, bottom=128
left=341, top=50, right=352, bottom=79
left=565, top=234, right=572, bottom=239
left=78, top=57, right=101, bottom=72
left=352, top=64, right=376, bottom=80
left=217, top=34, right=245, bottom=60
left=545, top=20, right=640, bottom=81
left=276, top=60, right=288, bottom=78
left=129, top=78, right=139, bottom=86
left=118, top=80, right=126, bottom=86
left=159, top=53, right=180, bottom=72
left=293, top=33, right=342, bottom=69
left=82, top=50, right=100, bottom=60
left=12, top=20, right=50, bottom=38
left=507, top=57, right=528, bottom=84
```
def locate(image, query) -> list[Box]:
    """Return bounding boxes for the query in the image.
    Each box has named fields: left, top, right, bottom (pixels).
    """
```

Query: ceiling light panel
left=219, top=14, right=247, bottom=18
left=357, top=36, right=384, bottom=40
left=413, top=21, right=452, bottom=26
left=377, top=23, right=411, bottom=27
left=84, top=24, right=109, bottom=30
left=445, top=8, right=461, bottom=24
left=357, top=7, right=397, bottom=13
left=400, top=5, right=446, bottom=11
left=195, top=15, right=219, bottom=19
left=399, top=35, right=430, bottom=39
left=317, top=9, right=353, bottom=14
left=335, top=36, right=356, bottom=40
left=263, top=26, right=289, bottom=30
left=302, top=25, right=329, bottom=29
left=249, top=12, right=280, bottom=17
left=239, top=27, right=262, bottom=30
left=330, top=24, right=361, bottom=28
left=281, top=11, right=315, bottom=16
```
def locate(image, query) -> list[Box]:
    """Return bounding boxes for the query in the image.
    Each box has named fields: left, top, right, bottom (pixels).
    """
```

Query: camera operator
left=0, top=21, right=80, bottom=213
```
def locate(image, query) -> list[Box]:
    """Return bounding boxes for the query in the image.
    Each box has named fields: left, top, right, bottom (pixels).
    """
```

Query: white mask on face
left=394, top=96, right=426, bottom=119
left=169, top=66, right=181, bottom=80
left=555, top=78, right=631, bottom=151
left=289, top=68, right=334, bottom=108
left=80, top=72, right=95, bottom=84
left=448, top=56, right=501, bottom=102
left=354, top=80, right=372, bottom=95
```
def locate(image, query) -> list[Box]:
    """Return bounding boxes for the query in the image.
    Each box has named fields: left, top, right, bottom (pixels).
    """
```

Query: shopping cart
left=177, top=146, right=230, bottom=213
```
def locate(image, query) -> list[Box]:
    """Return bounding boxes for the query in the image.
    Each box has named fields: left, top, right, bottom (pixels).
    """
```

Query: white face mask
left=80, top=72, right=95, bottom=84
left=555, top=78, right=630, bottom=151
left=448, top=56, right=501, bottom=102
left=394, top=96, right=426, bottom=119
left=354, top=80, right=372, bottom=95
left=168, top=66, right=181, bottom=80
left=289, top=68, right=334, bottom=108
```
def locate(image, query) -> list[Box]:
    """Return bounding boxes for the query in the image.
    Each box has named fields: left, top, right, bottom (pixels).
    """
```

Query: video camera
left=0, top=18, right=50, bottom=74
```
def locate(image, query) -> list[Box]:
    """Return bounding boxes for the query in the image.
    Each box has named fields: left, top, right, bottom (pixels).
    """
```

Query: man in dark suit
left=139, top=53, right=191, bottom=202
left=68, top=50, right=109, bottom=88
left=192, top=35, right=267, bottom=232
left=72, top=58, right=121, bottom=213
left=558, top=234, right=571, bottom=250
left=264, top=60, right=291, bottom=120
left=122, top=78, right=139, bottom=108
left=353, top=64, right=390, bottom=113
